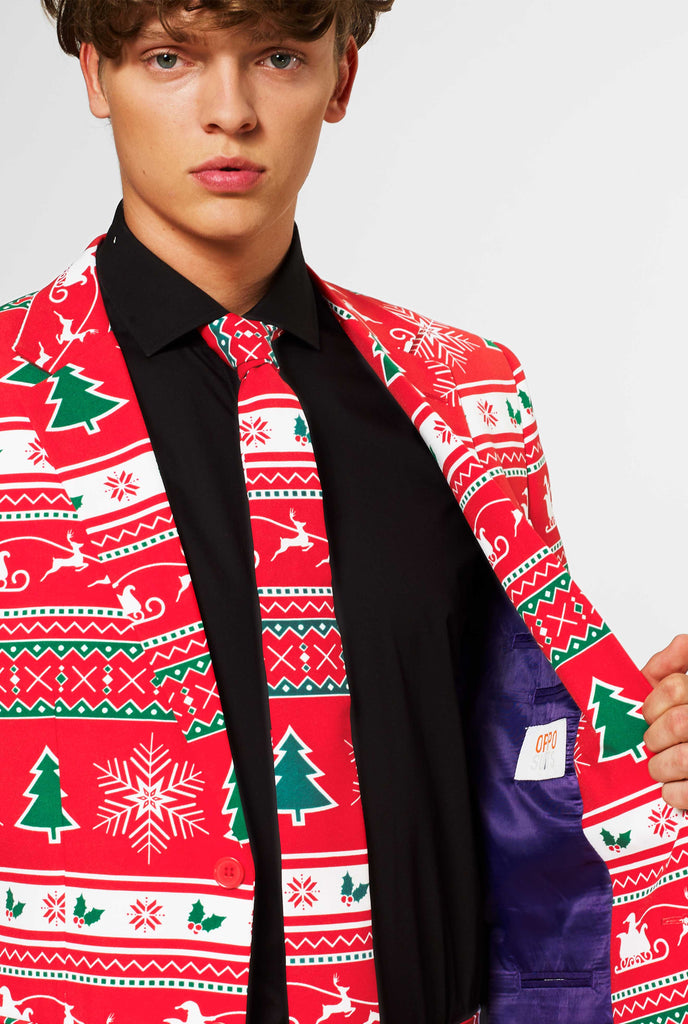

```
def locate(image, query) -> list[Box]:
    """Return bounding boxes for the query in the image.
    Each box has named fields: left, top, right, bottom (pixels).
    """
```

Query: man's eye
left=268, top=52, right=298, bottom=70
left=154, top=52, right=179, bottom=70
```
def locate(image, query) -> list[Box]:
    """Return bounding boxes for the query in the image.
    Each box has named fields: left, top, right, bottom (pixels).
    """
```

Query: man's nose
left=200, top=63, right=258, bottom=135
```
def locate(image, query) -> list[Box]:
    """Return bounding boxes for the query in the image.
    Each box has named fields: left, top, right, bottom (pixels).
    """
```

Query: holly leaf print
left=84, top=907, right=104, bottom=926
left=352, top=883, right=369, bottom=903
left=5, top=889, right=14, bottom=912
left=74, top=894, right=87, bottom=918
left=12, top=901, right=25, bottom=919
left=601, top=828, right=615, bottom=847
left=188, top=899, right=205, bottom=925
left=617, top=830, right=632, bottom=850
left=201, top=914, right=226, bottom=933
left=341, top=872, right=354, bottom=898
left=518, top=388, right=533, bottom=412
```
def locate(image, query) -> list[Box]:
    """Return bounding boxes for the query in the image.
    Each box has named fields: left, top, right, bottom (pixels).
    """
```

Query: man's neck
left=120, top=197, right=295, bottom=314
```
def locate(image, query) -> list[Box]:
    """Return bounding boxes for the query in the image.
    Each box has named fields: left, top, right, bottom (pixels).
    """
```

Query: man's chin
left=181, top=206, right=280, bottom=249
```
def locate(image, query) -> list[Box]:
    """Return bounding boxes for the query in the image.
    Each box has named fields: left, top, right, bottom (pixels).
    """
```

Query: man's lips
left=190, top=156, right=266, bottom=194
left=191, top=156, right=265, bottom=174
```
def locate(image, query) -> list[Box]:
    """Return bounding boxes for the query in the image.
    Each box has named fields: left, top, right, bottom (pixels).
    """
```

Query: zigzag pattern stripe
left=0, top=492, right=71, bottom=507
left=0, top=619, right=134, bottom=636
left=612, top=865, right=688, bottom=903
left=0, top=947, right=249, bottom=979
left=148, top=637, right=208, bottom=665
left=504, top=553, right=558, bottom=594
left=259, top=601, right=334, bottom=616
left=247, top=471, right=321, bottom=487
left=614, top=981, right=688, bottom=1016
left=99, top=529, right=179, bottom=561
left=612, top=846, right=688, bottom=891
left=285, top=932, right=373, bottom=951
left=88, top=513, right=176, bottom=549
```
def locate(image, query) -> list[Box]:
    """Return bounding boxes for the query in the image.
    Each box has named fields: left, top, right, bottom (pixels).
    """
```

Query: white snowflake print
left=104, top=468, right=140, bottom=503
left=285, top=873, right=319, bottom=910
left=94, top=734, right=208, bottom=862
left=383, top=305, right=479, bottom=366
left=240, top=415, right=271, bottom=447
left=42, top=890, right=66, bottom=926
left=648, top=802, right=679, bottom=839
left=572, top=728, right=590, bottom=774
left=128, top=896, right=165, bottom=933
left=25, top=439, right=48, bottom=468
left=434, top=422, right=457, bottom=446
left=477, top=400, right=499, bottom=430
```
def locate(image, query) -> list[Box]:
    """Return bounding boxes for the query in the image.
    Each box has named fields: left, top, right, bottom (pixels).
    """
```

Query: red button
left=214, top=856, right=245, bottom=889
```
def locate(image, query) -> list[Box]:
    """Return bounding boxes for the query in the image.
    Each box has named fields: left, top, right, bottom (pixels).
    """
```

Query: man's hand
left=642, top=634, right=688, bottom=810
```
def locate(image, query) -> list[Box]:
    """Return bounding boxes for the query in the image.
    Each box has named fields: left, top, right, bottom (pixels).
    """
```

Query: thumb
left=641, top=634, right=688, bottom=688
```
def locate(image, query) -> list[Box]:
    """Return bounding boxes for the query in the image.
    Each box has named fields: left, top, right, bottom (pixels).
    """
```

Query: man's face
left=81, top=14, right=357, bottom=251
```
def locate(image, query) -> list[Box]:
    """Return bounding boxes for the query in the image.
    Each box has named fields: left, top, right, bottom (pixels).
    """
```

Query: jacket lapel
left=315, top=276, right=657, bottom=785
left=6, top=242, right=224, bottom=742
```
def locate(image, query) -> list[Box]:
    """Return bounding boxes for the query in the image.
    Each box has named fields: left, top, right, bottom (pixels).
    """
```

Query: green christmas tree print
left=274, top=726, right=336, bottom=826
left=16, top=747, right=79, bottom=843
left=44, top=364, right=122, bottom=433
left=589, top=679, right=648, bottom=762
left=222, top=763, right=249, bottom=844
left=3, top=360, right=51, bottom=387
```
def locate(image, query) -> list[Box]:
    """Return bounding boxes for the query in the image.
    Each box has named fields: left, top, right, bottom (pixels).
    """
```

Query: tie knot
left=201, top=314, right=283, bottom=380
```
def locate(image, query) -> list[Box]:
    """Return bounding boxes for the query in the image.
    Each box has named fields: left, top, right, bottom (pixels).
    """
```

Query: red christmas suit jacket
left=0, top=241, right=685, bottom=1024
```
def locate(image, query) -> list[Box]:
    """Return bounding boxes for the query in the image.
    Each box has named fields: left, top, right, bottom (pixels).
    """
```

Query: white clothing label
left=514, top=718, right=567, bottom=781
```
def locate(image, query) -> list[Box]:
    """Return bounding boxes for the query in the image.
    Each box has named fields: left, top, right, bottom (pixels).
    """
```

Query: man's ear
left=80, top=43, right=111, bottom=119
left=325, top=37, right=359, bottom=124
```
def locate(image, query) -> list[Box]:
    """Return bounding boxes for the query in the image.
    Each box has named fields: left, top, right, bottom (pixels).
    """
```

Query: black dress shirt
left=97, top=203, right=492, bottom=1024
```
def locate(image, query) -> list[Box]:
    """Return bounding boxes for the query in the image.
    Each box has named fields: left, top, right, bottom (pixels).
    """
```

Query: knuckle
left=647, top=754, right=663, bottom=782
left=662, top=782, right=688, bottom=812
left=668, top=705, right=688, bottom=740
left=662, top=674, right=688, bottom=703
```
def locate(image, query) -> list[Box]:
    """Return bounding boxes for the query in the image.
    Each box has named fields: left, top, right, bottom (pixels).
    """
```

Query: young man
left=0, top=2, right=687, bottom=1023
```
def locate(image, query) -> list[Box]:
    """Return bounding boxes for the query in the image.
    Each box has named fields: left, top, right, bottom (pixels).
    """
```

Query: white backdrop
left=3, top=1, right=688, bottom=667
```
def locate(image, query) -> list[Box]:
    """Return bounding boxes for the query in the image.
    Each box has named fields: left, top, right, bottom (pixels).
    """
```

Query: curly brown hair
left=41, top=0, right=395, bottom=60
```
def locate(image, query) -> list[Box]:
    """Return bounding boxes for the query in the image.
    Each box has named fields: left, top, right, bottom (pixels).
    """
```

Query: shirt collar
left=96, top=202, right=320, bottom=357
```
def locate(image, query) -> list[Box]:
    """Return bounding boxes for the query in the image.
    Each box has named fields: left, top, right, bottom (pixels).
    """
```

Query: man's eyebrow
left=248, top=27, right=302, bottom=46
left=135, top=24, right=303, bottom=47
left=136, top=26, right=204, bottom=45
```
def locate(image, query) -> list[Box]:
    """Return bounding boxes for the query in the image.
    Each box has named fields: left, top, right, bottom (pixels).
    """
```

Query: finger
left=643, top=673, right=688, bottom=728
left=659, top=780, right=688, bottom=813
left=647, top=742, right=688, bottom=788
left=641, top=634, right=688, bottom=688
left=645, top=701, right=688, bottom=752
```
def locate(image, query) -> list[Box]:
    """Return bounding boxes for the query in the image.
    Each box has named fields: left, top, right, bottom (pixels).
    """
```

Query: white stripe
left=582, top=782, right=661, bottom=820
left=59, top=438, right=153, bottom=475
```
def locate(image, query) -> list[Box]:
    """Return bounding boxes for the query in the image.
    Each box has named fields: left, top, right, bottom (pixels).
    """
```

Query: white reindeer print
left=315, top=975, right=355, bottom=1022
left=271, top=508, right=313, bottom=562
left=55, top=313, right=98, bottom=347
left=40, top=531, right=90, bottom=580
